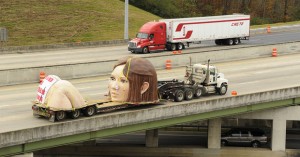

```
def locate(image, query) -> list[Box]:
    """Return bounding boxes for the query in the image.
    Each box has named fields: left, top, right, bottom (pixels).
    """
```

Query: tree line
left=129, top=0, right=300, bottom=25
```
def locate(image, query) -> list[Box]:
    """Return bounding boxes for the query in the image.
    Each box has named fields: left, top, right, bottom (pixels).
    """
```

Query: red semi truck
left=128, top=14, right=250, bottom=54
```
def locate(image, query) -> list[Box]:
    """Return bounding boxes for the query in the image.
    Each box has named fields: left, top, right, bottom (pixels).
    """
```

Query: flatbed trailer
left=158, top=79, right=203, bottom=102
left=32, top=98, right=130, bottom=122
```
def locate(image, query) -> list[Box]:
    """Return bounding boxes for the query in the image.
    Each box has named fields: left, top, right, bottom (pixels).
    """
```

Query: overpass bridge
left=1, top=86, right=300, bottom=157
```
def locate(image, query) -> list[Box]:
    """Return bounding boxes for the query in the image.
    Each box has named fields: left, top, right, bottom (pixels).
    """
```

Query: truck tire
left=55, top=111, right=66, bottom=121
left=171, top=44, right=176, bottom=51
left=174, top=89, right=184, bottom=102
left=83, top=106, right=96, bottom=117
left=142, top=47, right=149, bottom=54
left=166, top=44, right=172, bottom=51
left=218, top=84, right=228, bottom=95
left=69, top=109, right=81, bottom=119
left=177, top=43, right=183, bottom=50
left=215, top=39, right=222, bottom=45
left=233, top=38, right=239, bottom=45
left=227, top=39, right=234, bottom=45
left=184, top=89, right=194, bottom=100
left=194, top=87, right=202, bottom=98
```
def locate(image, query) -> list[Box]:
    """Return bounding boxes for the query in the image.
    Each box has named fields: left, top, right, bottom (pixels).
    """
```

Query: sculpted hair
left=114, top=56, right=158, bottom=104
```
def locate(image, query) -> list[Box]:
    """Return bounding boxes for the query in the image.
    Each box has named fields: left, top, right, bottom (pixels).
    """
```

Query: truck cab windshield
left=136, top=32, right=148, bottom=39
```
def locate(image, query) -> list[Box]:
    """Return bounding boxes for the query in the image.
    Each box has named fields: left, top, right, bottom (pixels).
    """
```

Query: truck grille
left=128, top=42, right=137, bottom=48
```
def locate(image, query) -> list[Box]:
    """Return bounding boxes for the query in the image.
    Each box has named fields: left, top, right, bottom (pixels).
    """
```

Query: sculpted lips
left=110, top=92, right=119, bottom=97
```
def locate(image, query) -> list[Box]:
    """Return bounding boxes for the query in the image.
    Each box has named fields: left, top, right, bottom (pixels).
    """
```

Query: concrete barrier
left=0, top=41, right=300, bottom=87
left=0, top=86, right=300, bottom=154
left=0, top=39, right=129, bottom=54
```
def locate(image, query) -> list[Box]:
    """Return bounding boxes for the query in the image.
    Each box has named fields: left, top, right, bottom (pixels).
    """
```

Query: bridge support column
left=207, top=118, right=221, bottom=149
left=271, top=118, right=286, bottom=151
left=145, top=129, right=158, bottom=147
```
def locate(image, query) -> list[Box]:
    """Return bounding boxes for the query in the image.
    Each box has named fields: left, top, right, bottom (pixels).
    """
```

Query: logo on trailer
left=231, top=22, right=244, bottom=26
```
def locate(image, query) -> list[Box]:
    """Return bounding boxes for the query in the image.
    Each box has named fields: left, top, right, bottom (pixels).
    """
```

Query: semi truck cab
left=128, top=22, right=166, bottom=54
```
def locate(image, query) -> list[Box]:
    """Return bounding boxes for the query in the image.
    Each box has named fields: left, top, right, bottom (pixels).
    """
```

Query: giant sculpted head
left=108, top=56, right=159, bottom=104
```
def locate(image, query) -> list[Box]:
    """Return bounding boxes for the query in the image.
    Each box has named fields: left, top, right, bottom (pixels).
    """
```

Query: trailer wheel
left=142, top=47, right=149, bottom=54
left=174, top=89, right=184, bottom=102
left=171, top=44, right=176, bottom=51
left=218, top=84, right=228, bottom=95
left=83, top=106, right=96, bottom=117
left=70, top=109, right=81, bottom=119
left=215, top=39, right=222, bottom=45
left=184, top=89, right=194, bottom=100
left=227, top=39, right=234, bottom=45
left=194, top=87, right=202, bottom=98
left=55, top=111, right=66, bottom=121
left=233, top=38, right=239, bottom=45
left=177, top=43, right=183, bottom=50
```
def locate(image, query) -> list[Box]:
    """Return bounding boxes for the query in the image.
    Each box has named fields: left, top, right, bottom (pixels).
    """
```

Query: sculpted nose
left=111, top=81, right=119, bottom=90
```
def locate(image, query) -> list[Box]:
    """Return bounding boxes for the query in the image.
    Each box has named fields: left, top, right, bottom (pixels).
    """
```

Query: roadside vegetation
left=0, top=0, right=299, bottom=47
left=0, top=0, right=159, bottom=46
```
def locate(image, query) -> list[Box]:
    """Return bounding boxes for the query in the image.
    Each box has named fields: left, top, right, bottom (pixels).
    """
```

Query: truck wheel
left=142, top=47, right=149, bottom=54
left=55, top=111, right=66, bottom=121
left=194, top=87, right=202, bottom=98
left=174, top=89, right=184, bottom=102
left=215, top=39, right=221, bottom=45
left=218, top=84, right=228, bottom=95
left=171, top=44, right=176, bottom=51
left=131, top=50, right=135, bottom=53
left=177, top=43, right=183, bottom=50
left=70, top=109, right=81, bottom=119
left=184, top=89, right=194, bottom=100
left=233, top=38, right=239, bottom=45
left=251, top=141, right=260, bottom=148
left=166, top=44, right=172, bottom=51
left=83, top=106, right=96, bottom=117
left=227, top=39, right=234, bottom=45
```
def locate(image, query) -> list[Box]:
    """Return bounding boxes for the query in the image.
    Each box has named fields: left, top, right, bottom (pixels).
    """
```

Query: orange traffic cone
left=165, top=60, right=172, bottom=70
left=272, top=48, right=277, bottom=57
left=231, top=91, right=237, bottom=96
left=267, top=26, right=271, bottom=33
left=39, top=71, right=46, bottom=83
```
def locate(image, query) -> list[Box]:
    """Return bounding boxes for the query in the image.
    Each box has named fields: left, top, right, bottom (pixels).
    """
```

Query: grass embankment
left=0, top=0, right=160, bottom=46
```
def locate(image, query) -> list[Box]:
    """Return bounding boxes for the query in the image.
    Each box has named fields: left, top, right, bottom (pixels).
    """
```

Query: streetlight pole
left=124, top=0, right=129, bottom=40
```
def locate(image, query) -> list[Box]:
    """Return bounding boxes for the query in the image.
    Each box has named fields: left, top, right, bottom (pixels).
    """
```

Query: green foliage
left=130, top=0, right=300, bottom=24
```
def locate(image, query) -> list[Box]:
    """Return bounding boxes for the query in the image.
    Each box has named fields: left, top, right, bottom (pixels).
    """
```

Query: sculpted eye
left=110, top=76, right=116, bottom=81
left=120, top=78, right=128, bottom=83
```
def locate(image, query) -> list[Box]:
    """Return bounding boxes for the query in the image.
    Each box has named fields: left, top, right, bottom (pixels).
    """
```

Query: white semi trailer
left=128, top=14, right=250, bottom=53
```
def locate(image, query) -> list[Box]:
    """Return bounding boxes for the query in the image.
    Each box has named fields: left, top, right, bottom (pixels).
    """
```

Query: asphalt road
left=1, top=29, right=300, bottom=71
left=1, top=53, right=300, bottom=133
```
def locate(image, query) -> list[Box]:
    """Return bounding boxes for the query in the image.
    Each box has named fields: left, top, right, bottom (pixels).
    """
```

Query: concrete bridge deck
left=1, top=86, right=300, bottom=156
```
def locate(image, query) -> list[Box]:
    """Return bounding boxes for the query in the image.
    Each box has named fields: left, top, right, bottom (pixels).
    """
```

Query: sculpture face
left=108, top=64, right=129, bottom=102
